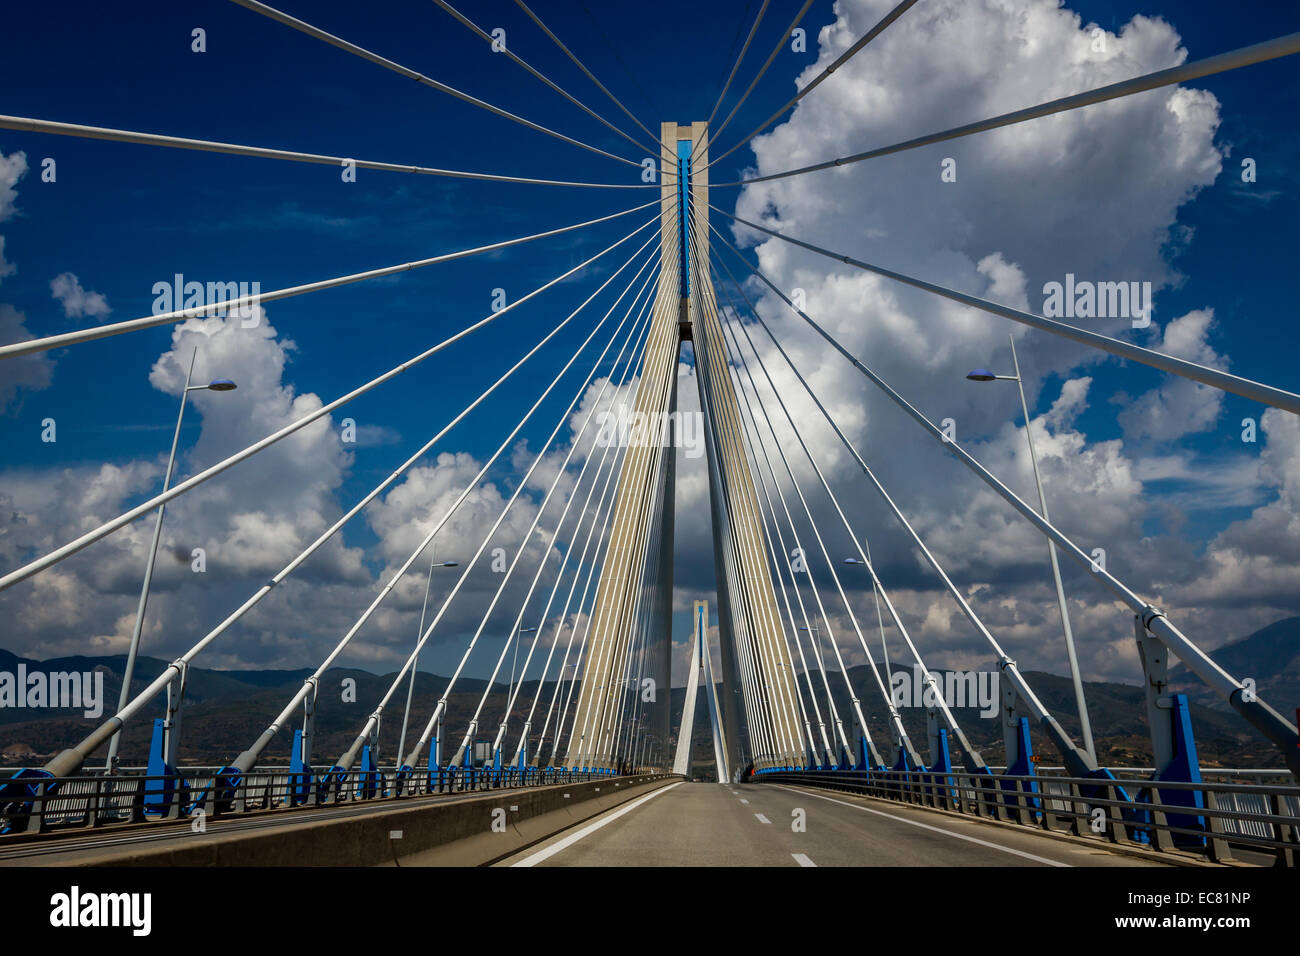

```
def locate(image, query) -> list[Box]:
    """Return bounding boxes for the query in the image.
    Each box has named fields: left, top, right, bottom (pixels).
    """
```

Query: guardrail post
left=1202, top=789, right=1235, bottom=863
left=1268, top=791, right=1297, bottom=867
left=1147, top=783, right=1174, bottom=852
left=1104, top=780, right=1130, bottom=846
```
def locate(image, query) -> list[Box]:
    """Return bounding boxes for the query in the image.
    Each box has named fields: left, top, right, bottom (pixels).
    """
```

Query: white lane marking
left=772, top=785, right=1070, bottom=868
left=510, top=782, right=683, bottom=867
left=738, top=798, right=749, bottom=804
left=791, top=853, right=816, bottom=867
left=754, top=813, right=771, bottom=824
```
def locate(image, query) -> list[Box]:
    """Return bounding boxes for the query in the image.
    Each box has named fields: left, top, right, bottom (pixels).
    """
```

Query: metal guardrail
left=0, top=764, right=663, bottom=838
left=759, top=768, right=1300, bottom=867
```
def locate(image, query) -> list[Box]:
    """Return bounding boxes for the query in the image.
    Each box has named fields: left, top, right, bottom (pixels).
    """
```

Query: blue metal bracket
left=356, top=744, right=381, bottom=799
left=0, top=768, right=54, bottom=834
left=144, top=716, right=189, bottom=816
left=286, top=728, right=313, bottom=806
left=999, top=717, right=1041, bottom=822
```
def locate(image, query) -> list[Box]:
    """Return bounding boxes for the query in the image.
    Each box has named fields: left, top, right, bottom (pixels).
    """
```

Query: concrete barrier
left=80, top=775, right=680, bottom=867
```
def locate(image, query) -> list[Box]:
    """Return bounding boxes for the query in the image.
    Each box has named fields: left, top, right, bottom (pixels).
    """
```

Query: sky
left=0, top=0, right=1297, bottom=735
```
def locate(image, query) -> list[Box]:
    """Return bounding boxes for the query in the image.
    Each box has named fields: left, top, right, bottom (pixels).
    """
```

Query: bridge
left=0, top=0, right=1298, bottom=883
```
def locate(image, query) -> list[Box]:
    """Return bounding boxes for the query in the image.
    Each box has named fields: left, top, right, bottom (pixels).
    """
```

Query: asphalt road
left=497, top=781, right=1174, bottom=867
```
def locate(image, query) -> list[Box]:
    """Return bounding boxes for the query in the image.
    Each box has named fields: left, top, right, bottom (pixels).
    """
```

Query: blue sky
left=1, top=0, right=1297, bottom=689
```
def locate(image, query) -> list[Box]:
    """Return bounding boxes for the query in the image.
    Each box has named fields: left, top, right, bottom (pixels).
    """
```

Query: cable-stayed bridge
left=0, top=0, right=1297, bottom=874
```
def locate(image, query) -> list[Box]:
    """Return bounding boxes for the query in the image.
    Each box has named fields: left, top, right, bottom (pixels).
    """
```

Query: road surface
left=497, top=781, right=1173, bottom=867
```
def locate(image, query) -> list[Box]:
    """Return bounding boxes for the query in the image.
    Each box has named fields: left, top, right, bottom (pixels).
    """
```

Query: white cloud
left=0, top=149, right=25, bottom=222
left=1117, top=309, right=1226, bottom=441
left=716, top=0, right=1261, bottom=688
left=50, top=271, right=111, bottom=319
left=0, top=151, right=53, bottom=412
left=0, top=236, right=14, bottom=282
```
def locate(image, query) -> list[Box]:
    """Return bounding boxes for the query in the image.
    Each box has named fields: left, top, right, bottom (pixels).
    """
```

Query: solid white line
left=754, top=813, right=771, bottom=824
left=772, top=785, right=1071, bottom=867
left=509, top=782, right=683, bottom=867
left=791, top=853, right=816, bottom=867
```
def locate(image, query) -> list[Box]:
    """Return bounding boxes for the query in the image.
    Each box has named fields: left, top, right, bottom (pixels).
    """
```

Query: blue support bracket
left=837, top=743, right=851, bottom=771
left=999, top=717, right=1041, bottom=822
left=0, top=768, right=55, bottom=834
left=356, top=744, right=381, bottom=799
left=427, top=744, right=444, bottom=793
left=286, top=728, right=313, bottom=806
left=891, top=745, right=919, bottom=772
left=144, top=716, right=189, bottom=816
left=1139, top=693, right=1206, bottom=847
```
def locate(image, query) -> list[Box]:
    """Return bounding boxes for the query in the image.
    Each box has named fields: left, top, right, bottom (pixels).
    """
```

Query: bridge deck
left=498, top=782, right=1174, bottom=867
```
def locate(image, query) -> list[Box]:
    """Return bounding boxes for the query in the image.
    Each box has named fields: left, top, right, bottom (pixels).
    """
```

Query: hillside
left=2, top=613, right=1295, bottom=772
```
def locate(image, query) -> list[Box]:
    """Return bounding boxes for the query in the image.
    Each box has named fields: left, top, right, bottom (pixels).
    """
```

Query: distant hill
left=1170, top=616, right=1300, bottom=717
left=2, top=614, right=1296, bottom=772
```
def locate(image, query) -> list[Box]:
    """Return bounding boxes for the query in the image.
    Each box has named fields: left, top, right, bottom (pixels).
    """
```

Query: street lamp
left=105, top=349, right=237, bottom=770
left=966, top=333, right=1097, bottom=763
left=506, top=626, right=538, bottom=718
left=842, top=556, right=895, bottom=689
left=396, top=555, right=459, bottom=766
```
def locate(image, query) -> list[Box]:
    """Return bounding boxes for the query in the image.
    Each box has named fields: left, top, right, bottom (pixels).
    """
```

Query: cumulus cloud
left=1115, top=308, right=1228, bottom=441
left=0, top=149, right=25, bottom=222
left=0, top=150, right=53, bottom=412
left=50, top=271, right=111, bottom=319
left=715, top=0, right=1265, bottom=688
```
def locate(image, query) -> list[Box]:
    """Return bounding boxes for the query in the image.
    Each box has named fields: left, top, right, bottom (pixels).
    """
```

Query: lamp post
left=966, top=333, right=1097, bottom=763
left=396, top=555, right=459, bottom=767
left=843, top=556, right=894, bottom=689
left=505, top=625, right=537, bottom=720
left=105, top=349, right=236, bottom=770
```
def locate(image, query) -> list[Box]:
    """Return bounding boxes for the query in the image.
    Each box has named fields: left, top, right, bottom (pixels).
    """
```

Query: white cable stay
left=37, top=230, right=658, bottom=779
left=567, top=299, right=680, bottom=767
left=238, top=240, right=662, bottom=776
left=711, top=271, right=907, bottom=762
left=691, top=0, right=816, bottom=163
left=431, top=261, right=661, bottom=769
left=712, top=207, right=1300, bottom=415
left=486, top=284, right=660, bottom=763
left=228, top=0, right=643, bottom=168
left=0, top=214, right=658, bottom=599
left=315, top=243, right=661, bottom=772
left=693, top=283, right=804, bottom=766
left=712, top=227, right=1300, bottom=769
left=532, top=214, right=686, bottom=766
left=722, top=281, right=987, bottom=769
left=431, top=0, right=659, bottom=157
left=712, top=30, right=1300, bottom=185
left=696, top=0, right=770, bottom=155
left=526, top=408, right=632, bottom=765
left=512, top=0, right=660, bottom=149
left=704, top=0, right=919, bottom=170
left=688, top=215, right=847, bottom=761
left=0, top=114, right=657, bottom=190
left=715, top=255, right=1095, bottom=772
left=0, top=201, right=656, bottom=361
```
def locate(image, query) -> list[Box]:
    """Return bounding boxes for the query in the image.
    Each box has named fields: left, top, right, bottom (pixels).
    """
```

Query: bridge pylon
left=560, top=122, right=804, bottom=773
